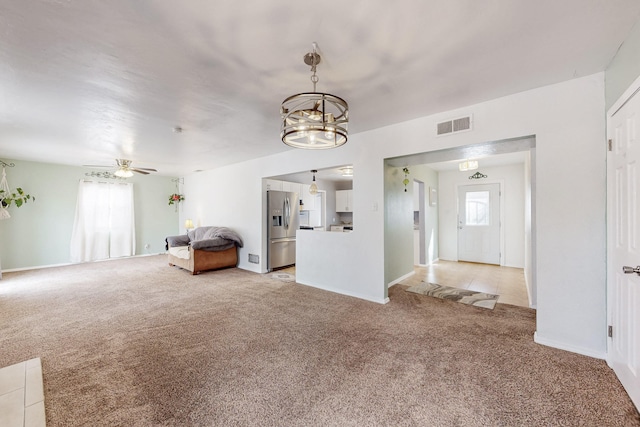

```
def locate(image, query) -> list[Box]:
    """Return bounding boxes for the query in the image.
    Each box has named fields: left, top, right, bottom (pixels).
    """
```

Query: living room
left=1, top=2, right=640, bottom=424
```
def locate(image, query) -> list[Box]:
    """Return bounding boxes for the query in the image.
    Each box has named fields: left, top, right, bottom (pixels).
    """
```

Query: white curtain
left=70, top=181, right=135, bottom=262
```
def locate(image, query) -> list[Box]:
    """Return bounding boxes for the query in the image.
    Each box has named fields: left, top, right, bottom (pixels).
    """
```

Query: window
left=70, top=181, right=135, bottom=262
left=465, top=191, right=490, bottom=226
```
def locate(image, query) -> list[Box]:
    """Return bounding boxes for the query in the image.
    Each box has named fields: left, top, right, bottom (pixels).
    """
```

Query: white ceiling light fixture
left=458, top=159, right=478, bottom=172
left=281, top=42, right=349, bottom=150
left=309, top=170, right=318, bottom=195
left=340, top=167, right=353, bottom=177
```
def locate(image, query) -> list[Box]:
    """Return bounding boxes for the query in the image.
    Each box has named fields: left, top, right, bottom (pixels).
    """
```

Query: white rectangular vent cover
left=437, top=115, right=473, bottom=136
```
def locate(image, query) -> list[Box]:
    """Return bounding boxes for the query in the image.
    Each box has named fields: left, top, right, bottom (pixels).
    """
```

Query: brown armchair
left=166, top=226, right=243, bottom=275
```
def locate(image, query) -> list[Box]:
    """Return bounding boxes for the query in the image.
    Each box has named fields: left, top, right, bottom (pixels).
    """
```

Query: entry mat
left=405, top=282, right=499, bottom=310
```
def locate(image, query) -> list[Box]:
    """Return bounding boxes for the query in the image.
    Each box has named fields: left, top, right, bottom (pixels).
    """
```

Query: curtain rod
left=82, top=179, right=131, bottom=185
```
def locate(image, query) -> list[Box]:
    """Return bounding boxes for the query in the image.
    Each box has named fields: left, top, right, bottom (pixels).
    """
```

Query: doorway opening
left=385, top=135, right=536, bottom=307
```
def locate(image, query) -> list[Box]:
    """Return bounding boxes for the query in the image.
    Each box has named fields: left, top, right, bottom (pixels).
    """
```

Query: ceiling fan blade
left=83, top=164, right=113, bottom=168
left=133, top=167, right=157, bottom=172
left=132, top=169, right=150, bottom=175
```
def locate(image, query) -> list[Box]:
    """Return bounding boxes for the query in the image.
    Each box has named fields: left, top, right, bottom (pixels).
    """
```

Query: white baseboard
left=387, top=270, right=415, bottom=288
left=1, top=253, right=164, bottom=274
left=296, top=279, right=390, bottom=304
left=534, top=332, right=605, bottom=360
left=415, top=257, right=440, bottom=268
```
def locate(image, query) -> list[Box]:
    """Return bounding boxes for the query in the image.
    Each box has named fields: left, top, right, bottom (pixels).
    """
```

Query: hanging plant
left=402, top=167, right=410, bottom=192
left=0, top=187, right=35, bottom=208
left=168, top=193, right=185, bottom=206
left=0, top=164, right=35, bottom=220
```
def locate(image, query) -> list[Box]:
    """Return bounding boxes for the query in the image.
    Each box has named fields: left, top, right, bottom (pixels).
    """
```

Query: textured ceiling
left=1, top=1, right=639, bottom=176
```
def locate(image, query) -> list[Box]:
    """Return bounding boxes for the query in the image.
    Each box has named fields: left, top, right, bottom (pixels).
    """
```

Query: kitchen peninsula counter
left=295, top=229, right=386, bottom=304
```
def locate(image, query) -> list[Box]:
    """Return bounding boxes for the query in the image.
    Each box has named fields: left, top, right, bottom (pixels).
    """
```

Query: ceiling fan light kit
left=281, top=43, right=349, bottom=150
left=84, top=158, right=158, bottom=178
left=114, top=168, right=134, bottom=178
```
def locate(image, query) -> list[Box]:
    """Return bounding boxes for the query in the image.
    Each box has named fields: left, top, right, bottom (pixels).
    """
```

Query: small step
left=0, top=358, right=46, bottom=427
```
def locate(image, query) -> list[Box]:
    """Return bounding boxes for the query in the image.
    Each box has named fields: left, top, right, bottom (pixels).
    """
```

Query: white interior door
left=457, top=183, right=500, bottom=265
left=607, top=85, right=640, bottom=410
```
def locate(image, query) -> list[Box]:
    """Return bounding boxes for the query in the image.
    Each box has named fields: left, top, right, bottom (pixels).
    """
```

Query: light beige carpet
left=1, top=255, right=638, bottom=426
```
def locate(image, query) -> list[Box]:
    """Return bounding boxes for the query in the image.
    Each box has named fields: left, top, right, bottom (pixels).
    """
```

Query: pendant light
left=309, top=170, right=318, bottom=195
left=280, top=43, right=349, bottom=149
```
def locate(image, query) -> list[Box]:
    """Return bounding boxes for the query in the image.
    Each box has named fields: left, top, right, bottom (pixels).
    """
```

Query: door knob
left=622, top=265, right=640, bottom=275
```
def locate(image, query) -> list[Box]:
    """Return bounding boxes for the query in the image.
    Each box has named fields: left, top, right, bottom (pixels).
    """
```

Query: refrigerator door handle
left=284, top=197, right=290, bottom=229
left=270, top=237, right=296, bottom=243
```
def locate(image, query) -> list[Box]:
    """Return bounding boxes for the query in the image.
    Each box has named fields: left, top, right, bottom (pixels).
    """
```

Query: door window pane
left=466, top=191, right=490, bottom=225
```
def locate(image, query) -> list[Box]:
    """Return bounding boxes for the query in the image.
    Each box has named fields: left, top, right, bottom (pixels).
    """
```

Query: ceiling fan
left=84, top=159, right=158, bottom=178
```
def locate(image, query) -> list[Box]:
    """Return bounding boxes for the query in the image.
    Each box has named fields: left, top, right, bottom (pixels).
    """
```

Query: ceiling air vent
left=436, top=114, right=473, bottom=136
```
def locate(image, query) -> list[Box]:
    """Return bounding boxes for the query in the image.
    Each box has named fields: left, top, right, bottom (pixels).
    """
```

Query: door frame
left=455, top=179, right=505, bottom=266
left=414, top=179, right=426, bottom=265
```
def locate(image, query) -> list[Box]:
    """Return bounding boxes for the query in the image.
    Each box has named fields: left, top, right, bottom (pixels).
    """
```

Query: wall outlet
left=248, top=254, right=259, bottom=264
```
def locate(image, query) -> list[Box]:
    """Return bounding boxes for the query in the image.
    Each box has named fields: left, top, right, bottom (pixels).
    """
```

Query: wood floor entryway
left=402, top=260, right=530, bottom=308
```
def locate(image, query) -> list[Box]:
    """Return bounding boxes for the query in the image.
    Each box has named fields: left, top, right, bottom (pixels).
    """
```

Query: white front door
left=607, top=84, right=640, bottom=410
left=457, top=183, right=501, bottom=265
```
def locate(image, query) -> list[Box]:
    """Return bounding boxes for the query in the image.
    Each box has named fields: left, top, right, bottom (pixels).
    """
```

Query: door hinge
left=608, top=139, right=613, bottom=152
left=608, top=325, right=613, bottom=338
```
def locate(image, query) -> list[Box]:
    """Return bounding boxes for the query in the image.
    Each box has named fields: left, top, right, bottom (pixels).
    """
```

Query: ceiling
left=1, top=1, right=639, bottom=177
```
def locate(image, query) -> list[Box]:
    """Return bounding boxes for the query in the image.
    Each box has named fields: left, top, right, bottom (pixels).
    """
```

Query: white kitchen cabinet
left=282, top=181, right=295, bottom=192
left=265, top=179, right=283, bottom=191
left=335, top=190, right=353, bottom=212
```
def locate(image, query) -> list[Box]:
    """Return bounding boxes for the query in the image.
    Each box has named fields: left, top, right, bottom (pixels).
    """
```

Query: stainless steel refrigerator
left=267, top=190, right=300, bottom=271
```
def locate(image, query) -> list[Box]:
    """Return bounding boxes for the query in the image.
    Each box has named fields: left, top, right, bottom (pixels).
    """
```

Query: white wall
left=183, top=73, right=606, bottom=357
left=438, top=163, right=525, bottom=268
left=384, top=164, right=414, bottom=288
